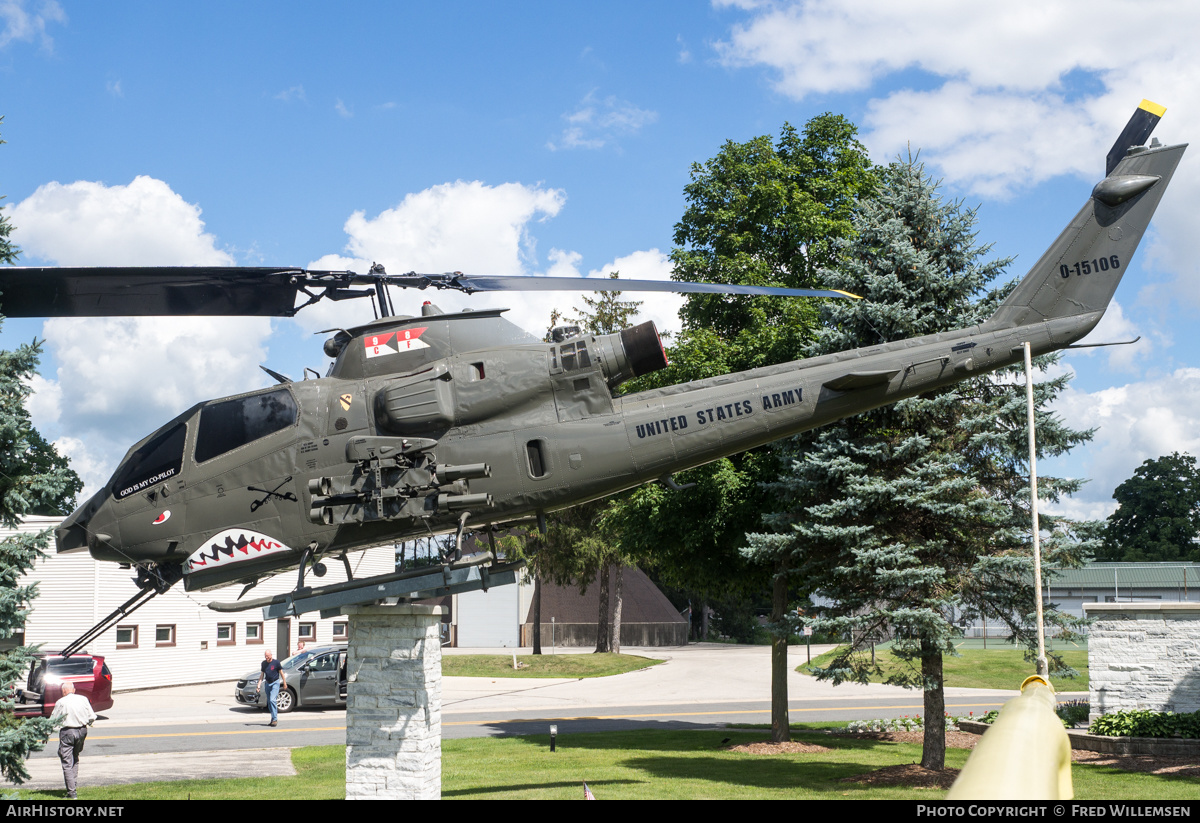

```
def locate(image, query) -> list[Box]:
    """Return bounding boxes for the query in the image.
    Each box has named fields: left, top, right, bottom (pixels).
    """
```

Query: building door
left=276, top=618, right=290, bottom=659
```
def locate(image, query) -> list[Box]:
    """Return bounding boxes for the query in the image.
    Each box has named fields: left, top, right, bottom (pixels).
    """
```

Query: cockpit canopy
left=109, top=386, right=299, bottom=500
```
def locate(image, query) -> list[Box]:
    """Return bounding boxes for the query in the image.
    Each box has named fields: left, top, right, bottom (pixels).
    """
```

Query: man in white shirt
left=49, top=682, right=97, bottom=800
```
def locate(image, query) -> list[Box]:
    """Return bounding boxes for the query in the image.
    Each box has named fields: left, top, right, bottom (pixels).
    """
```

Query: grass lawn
left=442, top=652, right=659, bottom=679
left=800, top=645, right=1090, bottom=691
left=10, top=729, right=1196, bottom=800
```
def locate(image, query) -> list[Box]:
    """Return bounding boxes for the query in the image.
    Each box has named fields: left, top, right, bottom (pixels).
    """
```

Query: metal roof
left=1045, top=562, right=1200, bottom=589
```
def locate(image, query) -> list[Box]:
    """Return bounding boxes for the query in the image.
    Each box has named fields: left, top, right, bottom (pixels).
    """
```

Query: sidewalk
left=9, top=749, right=297, bottom=793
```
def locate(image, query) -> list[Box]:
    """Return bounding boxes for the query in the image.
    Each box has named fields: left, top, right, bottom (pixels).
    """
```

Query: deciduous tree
left=1100, top=452, right=1200, bottom=562
left=611, top=115, right=876, bottom=740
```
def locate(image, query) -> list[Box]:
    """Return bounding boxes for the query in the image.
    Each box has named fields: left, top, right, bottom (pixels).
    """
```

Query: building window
left=116, top=626, right=138, bottom=648
left=246, top=622, right=263, bottom=645
left=332, top=622, right=348, bottom=641
left=216, top=623, right=236, bottom=646
left=298, top=623, right=315, bottom=641
left=155, top=625, right=176, bottom=647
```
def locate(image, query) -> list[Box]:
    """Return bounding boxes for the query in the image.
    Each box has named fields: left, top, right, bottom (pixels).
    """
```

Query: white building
left=12, top=516, right=395, bottom=690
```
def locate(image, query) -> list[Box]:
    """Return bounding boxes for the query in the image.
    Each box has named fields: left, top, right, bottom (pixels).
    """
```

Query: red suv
left=13, top=653, right=113, bottom=718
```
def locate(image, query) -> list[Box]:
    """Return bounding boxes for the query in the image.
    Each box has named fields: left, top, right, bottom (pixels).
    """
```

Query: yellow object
left=1140, top=99, right=1167, bottom=117
left=946, top=678, right=1073, bottom=800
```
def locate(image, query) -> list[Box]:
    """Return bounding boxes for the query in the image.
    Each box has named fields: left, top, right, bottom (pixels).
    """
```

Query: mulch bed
left=842, top=763, right=960, bottom=789
left=724, top=728, right=1200, bottom=787
left=834, top=731, right=973, bottom=787
left=726, top=740, right=833, bottom=755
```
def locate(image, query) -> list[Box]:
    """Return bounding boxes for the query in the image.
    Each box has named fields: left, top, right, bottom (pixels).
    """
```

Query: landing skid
left=207, top=551, right=524, bottom=618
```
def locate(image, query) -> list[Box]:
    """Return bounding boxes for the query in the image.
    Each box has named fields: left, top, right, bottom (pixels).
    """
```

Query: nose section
left=54, top=517, right=89, bottom=553
left=55, top=489, right=121, bottom=560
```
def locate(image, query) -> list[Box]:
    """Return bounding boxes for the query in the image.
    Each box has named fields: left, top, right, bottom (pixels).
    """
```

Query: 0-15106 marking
left=1060, top=254, right=1120, bottom=278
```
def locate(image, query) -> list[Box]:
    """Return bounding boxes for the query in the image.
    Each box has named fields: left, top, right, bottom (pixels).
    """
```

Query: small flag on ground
left=584, top=782, right=595, bottom=800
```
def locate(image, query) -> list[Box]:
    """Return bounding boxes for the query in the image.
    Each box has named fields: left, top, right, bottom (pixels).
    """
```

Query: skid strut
left=60, top=564, right=182, bottom=657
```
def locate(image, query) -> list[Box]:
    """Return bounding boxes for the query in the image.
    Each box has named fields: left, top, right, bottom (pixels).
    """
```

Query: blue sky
left=4, top=0, right=1200, bottom=522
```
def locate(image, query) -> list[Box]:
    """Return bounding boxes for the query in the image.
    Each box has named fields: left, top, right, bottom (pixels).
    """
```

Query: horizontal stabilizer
left=823, top=369, right=901, bottom=391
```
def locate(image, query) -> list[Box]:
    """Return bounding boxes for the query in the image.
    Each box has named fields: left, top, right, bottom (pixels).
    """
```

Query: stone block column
left=342, top=603, right=445, bottom=800
left=1085, top=602, right=1200, bottom=722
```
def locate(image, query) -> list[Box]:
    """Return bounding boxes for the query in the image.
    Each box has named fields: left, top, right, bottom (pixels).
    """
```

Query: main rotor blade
left=0, top=267, right=306, bottom=317
left=0, top=265, right=858, bottom=319
left=443, top=274, right=859, bottom=299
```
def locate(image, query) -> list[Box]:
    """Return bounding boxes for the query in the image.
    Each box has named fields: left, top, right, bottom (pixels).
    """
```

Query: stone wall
left=1084, top=602, right=1200, bottom=721
left=343, top=604, right=445, bottom=800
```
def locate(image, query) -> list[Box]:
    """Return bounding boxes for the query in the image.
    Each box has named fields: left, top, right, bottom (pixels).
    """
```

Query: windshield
left=281, top=650, right=318, bottom=669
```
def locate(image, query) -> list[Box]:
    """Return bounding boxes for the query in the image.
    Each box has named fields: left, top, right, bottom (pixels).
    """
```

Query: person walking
left=50, top=682, right=97, bottom=800
left=256, top=649, right=287, bottom=726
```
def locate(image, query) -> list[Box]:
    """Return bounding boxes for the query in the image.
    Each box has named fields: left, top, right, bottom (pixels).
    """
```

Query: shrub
left=846, top=713, right=973, bottom=733
left=1089, top=709, right=1200, bottom=738
left=1056, top=700, right=1089, bottom=728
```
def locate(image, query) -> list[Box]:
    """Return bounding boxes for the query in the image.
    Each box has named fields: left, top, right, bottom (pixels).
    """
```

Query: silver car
left=234, top=646, right=346, bottom=713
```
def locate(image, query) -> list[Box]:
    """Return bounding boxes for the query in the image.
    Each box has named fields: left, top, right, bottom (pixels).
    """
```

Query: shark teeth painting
left=186, top=529, right=292, bottom=573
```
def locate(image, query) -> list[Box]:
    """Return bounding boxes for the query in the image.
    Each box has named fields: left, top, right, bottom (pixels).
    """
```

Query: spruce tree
left=746, top=156, right=1090, bottom=768
left=0, top=117, right=84, bottom=784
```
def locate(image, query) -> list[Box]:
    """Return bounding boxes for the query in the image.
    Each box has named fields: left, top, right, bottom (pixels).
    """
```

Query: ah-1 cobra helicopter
left=0, top=101, right=1183, bottom=641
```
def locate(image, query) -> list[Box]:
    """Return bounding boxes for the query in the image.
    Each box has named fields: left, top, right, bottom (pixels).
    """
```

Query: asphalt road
left=6, top=643, right=1068, bottom=790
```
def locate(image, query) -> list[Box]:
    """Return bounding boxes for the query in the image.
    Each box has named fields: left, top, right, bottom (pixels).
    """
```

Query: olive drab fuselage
left=54, top=130, right=1187, bottom=595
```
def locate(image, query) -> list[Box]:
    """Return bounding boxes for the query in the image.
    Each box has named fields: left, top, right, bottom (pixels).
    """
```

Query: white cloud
left=676, top=35, right=692, bottom=65
left=294, top=179, right=570, bottom=335
left=1050, top=367, right=1200, bottom=516
left=295, top=182, right=679, bottom=345
left=340, top=179, right=565, bottom=276
left=717, top=1, right=1199, bottom=99
left=712, top=0, right=1200, bottom=361
left=1069, top=301, right=1156, bottom=374
left=10, top=177, right=268, bottom=497
left=49, top=436, right=113, bottom=500
left=105, top=79, right=122, bottom=97
left=11, top=176, right=234, bottom=266
left=548, top=91, right=658, bottom=151
left=42, top=314, right=270, bottom=439
left=581, top=249, right=682, bottom=337
left=26, top=373, right=60, bottom=426
left=275, top=85, right=306, bottom=103
left=335, top=98, right=352, bottom=118
left=0, top=0, right=65, bottom=50
left=714, top=1, right=1200, bottom=197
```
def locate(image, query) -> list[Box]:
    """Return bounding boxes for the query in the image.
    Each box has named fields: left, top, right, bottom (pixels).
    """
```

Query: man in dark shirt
left=255, top=650, right=287, bottom=726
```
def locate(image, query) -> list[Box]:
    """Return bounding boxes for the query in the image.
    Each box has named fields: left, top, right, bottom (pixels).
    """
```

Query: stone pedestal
left=342, top=603, right=445, bottom=800
left=1084, top=602, right=1200, bottom=722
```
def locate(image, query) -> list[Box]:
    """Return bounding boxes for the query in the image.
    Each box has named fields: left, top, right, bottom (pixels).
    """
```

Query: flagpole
left=1025, top=341, right=1048, bottom=679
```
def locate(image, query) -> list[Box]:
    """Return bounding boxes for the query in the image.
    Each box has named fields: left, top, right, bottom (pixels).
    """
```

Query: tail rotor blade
left=1106, top=99, right=1166, bottom=176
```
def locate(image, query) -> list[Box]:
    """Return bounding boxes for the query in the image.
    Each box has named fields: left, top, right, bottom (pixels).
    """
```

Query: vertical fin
left=986, top=104, right=1185, bottom=333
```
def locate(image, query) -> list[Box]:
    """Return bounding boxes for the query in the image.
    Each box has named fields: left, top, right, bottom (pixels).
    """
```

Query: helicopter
left=0, top=101, right=1183, bottom=628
